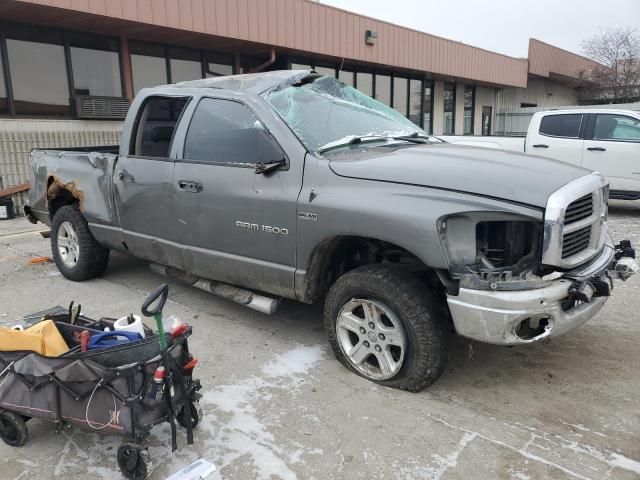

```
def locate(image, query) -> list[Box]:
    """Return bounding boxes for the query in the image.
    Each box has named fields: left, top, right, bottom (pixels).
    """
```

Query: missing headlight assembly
left=438, top=212, right=545, bottom=290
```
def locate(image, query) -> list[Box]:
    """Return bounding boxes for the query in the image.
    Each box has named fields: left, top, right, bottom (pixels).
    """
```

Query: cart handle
left=141, top=284, right=169, bottom=317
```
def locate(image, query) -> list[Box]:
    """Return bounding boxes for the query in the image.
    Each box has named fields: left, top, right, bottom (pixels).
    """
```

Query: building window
left=291, top=62, right=312, bottom=70
left=0, top=51, right=8, bottom=114
left=375, top=74, right=391, bottom=106
left=338, top=69, right=354, bottom=86
left=408, top=79, right=422, bottom=127
left=423, top=81, right=433, bottom=134
left=169, top=47, right=202, bottom=83
left=205, top=52, right=233, bottom=76
left=393, top=76, right=408, bottom=116
left=69, top=32, right=122, bottom=98
left=443, top=82, right=456, bottom=135
left=356, top=72, right=373, bottom=97
left=5, top=27, right=70, bottom=117
left=463, top=86, right=475, bottom=135
left=521, top=102, right=537, bottom=108
left=314, top=65, right=336, bottom=78
left=130, top=42, right=168, bottom=95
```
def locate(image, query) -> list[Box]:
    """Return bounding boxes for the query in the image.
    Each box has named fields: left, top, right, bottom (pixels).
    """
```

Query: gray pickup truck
left=25, top=70, right=637, bottom=391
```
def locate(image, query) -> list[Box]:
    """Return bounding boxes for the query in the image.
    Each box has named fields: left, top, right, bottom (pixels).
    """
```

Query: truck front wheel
left=51, top=205, right=110, bottom=281
left=324, top=265, right=448, bottom=392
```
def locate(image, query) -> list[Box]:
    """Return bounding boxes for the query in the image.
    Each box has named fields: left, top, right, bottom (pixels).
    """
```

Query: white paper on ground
left=164, top=458, right=216, bottom=480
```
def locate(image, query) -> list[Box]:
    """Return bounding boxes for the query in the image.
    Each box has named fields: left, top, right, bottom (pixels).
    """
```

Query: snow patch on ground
left=197, top=344, right=325, bottom=480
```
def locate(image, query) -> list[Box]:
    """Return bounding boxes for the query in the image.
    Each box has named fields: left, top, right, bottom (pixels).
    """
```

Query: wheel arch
left=46, top=176, right=82, bottom=221
left=297, top=235, right=445, bottom=303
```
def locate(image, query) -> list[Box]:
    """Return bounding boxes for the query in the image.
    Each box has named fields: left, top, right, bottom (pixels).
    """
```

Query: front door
left=481, top=106, right=492, bottom=136
left=582, top=113, right=640, bottom=194
left=171, top=96, right=302, bottom=297
left=113, top=95, right=190, bottom=267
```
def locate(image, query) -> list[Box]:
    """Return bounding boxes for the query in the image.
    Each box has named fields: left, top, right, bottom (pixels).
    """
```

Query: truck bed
left=26, top=146, right=120, bottom=226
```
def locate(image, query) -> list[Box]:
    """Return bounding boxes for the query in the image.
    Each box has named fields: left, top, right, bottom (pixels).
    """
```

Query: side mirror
left=255, top=158, right=286, bottom=174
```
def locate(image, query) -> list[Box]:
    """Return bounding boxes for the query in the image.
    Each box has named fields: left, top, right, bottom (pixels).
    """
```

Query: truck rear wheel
left=324, top=264, right=448, bottom=392
left=51, top=205, right=110, bottom=281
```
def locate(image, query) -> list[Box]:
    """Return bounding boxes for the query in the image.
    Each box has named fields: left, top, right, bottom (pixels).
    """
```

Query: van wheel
left=324, top=264, right=448, bottom=392
left=51, top=205, right=110, bottom=281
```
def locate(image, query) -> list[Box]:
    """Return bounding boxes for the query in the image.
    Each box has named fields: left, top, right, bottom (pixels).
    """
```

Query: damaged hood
left=328, top=143, right=591, bottom=208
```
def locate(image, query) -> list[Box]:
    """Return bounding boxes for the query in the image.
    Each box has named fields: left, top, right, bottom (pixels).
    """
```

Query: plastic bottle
left=163, top=315, right=189, bottom=337
left=149, top=366, right=166, bottom=401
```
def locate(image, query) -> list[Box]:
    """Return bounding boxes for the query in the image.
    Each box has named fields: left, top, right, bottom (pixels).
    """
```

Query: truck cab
left=525, top=109, right=640, bottom=200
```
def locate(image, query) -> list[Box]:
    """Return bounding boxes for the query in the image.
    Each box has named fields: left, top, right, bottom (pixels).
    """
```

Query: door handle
left=587, top=147, right=606, bottom=152
left=178, top=180, right=203, bottom=193
left=532, top=144, right=548, bottom=148
left=118, top=169, right=135, bottom=183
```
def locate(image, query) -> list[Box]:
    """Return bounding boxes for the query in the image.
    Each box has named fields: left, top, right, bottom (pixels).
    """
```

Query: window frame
left=586, top=113, right=640, bottom=144
left=128, top=94, right=192, bottom=161
left=178, top=95, right=289, bottom=170
left=538, top=113, right=585, bottom=139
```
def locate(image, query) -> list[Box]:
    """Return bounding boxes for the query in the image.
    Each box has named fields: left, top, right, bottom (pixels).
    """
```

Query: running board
left=149, top=263, right=280, bottom=315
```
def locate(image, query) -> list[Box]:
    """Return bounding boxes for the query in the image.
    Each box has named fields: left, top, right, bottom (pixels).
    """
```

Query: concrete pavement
left=0, top=202, right=638, bottom=479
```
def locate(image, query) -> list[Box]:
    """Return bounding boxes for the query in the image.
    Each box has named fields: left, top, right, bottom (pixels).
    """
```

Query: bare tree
left=581, top=27, right=640, bottom=103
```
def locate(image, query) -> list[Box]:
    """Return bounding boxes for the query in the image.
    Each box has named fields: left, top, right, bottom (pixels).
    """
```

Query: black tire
left=0, top=411, right=28, bottom=447
left=51, top=205, right=109, bottom=282
left=177, top=401, right=202, bottom=429
left=324, top=264, right=448, bottom=392
left=117, top=443, right=148, bottom=480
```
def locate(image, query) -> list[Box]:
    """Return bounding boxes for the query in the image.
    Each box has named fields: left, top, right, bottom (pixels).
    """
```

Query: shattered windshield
left=262, top=75, right=432, bottom=154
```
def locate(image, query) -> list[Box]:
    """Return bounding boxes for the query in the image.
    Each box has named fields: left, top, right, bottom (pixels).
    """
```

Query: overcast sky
left=319, top=0, right=640, bottom=58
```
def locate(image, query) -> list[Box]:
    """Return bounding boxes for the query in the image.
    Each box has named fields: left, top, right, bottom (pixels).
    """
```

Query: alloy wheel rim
left=57, top=221, right=80, bottom=268
left=336, top=298, right=406, bottom=380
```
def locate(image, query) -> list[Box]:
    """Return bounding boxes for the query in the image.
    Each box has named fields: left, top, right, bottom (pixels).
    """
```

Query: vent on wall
left=75, top=96, right=130, bottom=119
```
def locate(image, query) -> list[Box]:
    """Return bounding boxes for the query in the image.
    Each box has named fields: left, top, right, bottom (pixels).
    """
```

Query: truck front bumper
left=446, top=237, right=637, bottom=345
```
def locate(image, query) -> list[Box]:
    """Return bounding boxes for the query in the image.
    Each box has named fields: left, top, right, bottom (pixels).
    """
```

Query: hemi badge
left=298, top=212, right=318, bottom=222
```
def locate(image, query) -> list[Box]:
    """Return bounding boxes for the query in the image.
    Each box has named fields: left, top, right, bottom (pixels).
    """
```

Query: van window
left=183, top=98, right=284, bottom=165
left=594, top=114, right=640, bottom=142
left=132, top=97, right=189, bottom=158
left=539, top=114, right=582, bottom=138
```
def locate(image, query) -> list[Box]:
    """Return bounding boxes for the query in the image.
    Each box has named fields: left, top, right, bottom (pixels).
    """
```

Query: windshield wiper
left=391, top=132, right=430, bottom=143
left=318, top=135, right=389, bottom=154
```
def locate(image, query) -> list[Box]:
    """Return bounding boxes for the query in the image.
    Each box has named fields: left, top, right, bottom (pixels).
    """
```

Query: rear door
left=582, top=113, right=640, bottom=195
left=171, top=95, right=303, bottom=297
left=113, top=95, right=190, bottom=267
left=525, top=113, right=585, bottom=165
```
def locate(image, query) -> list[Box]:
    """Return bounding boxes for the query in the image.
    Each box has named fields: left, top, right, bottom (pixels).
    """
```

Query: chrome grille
left=562, top=225, right=591, bottom=258
left=564, top=194, right=593, bottom=225
left=542, top=174, right=608, bottom=269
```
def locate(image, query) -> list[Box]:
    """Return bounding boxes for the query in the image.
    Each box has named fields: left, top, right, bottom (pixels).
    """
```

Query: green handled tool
left=141, top=284, right=170, bottom=350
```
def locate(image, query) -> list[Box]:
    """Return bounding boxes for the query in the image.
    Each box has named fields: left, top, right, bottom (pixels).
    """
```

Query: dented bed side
left=26, top=148, right=119, bottom=227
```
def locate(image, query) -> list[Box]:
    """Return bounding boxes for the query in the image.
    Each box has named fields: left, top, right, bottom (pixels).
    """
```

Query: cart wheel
left=117, top=443, right=148, bottom=480
left=177, top=401, right=203, bottom=429
left=0, top=411, right=28, bottom=447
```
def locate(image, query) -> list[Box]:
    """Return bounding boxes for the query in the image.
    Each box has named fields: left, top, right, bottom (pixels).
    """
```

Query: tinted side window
left=132, top=97, right=189, bottom=158
left=539, top=114, right=582, bottom=138
left=183, top=98, right=283, bottom=165
left=594, top=114, right=640, bottom=141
